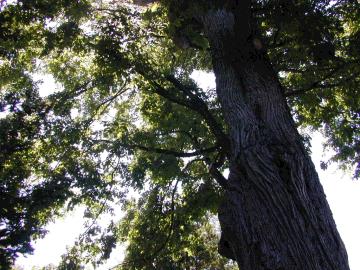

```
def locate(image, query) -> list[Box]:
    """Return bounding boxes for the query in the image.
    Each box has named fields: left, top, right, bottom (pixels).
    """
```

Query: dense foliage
left=0, top=0, right=359, bottom=269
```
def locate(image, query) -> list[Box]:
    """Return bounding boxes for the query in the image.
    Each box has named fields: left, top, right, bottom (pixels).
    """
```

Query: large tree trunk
left=201, top=4, right=350, bottom=270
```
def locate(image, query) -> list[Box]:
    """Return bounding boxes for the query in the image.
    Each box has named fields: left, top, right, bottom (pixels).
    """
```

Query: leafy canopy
left=0, top=0, right=359, bottom=269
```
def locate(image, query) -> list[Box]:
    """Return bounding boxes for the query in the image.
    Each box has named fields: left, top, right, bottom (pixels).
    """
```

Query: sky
left=14, top=71, right=360, bottom=269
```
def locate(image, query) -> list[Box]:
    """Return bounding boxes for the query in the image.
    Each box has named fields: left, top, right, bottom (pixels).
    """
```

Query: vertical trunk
left=201, top=4, right=350, bottom=270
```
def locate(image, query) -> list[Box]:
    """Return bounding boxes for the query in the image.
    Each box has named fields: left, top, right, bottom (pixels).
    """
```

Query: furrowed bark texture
left=201, top=4, right=350, bottom=270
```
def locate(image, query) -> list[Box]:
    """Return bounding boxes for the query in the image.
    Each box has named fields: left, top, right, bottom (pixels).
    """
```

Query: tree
left=0, top=0, right=359, bottom=269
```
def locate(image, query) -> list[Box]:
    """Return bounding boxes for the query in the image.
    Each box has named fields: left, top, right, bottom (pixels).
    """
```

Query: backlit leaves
left=1, top=0, right=359, bottom=268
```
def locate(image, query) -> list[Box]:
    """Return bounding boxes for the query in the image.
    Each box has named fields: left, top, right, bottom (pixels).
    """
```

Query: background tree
left=0, top=0, right=359, bottom=269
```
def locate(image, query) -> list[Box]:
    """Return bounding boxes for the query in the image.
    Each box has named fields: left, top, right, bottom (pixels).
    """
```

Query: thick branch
left=209, top=164, right=229, bottom=189
left=135, top=60, right=230, bottom=155
left=148, top=79, right=230, bottom=153
left=124, top=142, right=218, bottom=157
left=95, top=139, right=219, bottom=157
left=150, top=80, right=197, bottom=109
left=161, top=75, right=231, bottom=155
left=204, top=151, right=229, bottom=189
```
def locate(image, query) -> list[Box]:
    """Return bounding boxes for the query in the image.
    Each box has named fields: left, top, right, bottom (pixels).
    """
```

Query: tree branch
left=209, top=164, right=229, bottom=189
left=123, top=142, right=219, bottom=157
left=94, top=81, right=129, bottom=116
left=160, top=75, right=231, bottom=156
left=203, top=152, right=229, bottom=190
left=109, top=179, right=179, bottom=270
left=94, top=139, right=219, bottom=157
left=285, top=72, right=359, bottom=97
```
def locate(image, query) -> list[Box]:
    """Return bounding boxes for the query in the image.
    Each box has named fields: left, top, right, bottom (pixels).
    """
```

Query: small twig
left=285, top=63, right=359, bottom=97
left=109, top=179, right=179, bottom=270
left=78, top=160, right=120, bottom=242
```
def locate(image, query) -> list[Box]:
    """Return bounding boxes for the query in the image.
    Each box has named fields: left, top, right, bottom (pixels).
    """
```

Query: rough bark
left=200, top=3, right=350, bottom=270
